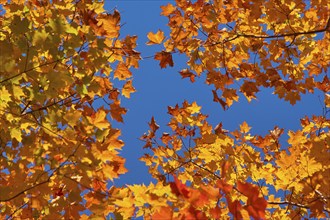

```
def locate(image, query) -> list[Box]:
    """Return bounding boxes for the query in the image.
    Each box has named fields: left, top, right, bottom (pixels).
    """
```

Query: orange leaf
left=122, top=80, right=136, bottom=98
left=152, top=207, right=173, bottom=219
left=147, top=30, right=165, bottom=45
left=217, top=179, right=232, bottom=194
left=239, top=121, right=251, bottom=133
left=160, top=3, right=176, bottom=16
left=110, top=101, right=127, bottom=122
left=210, top=207, right=222, bottom=219
left=114, top=62, right=132, bottom=80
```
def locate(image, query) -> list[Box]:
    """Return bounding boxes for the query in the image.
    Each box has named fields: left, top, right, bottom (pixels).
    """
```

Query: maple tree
left=0, top=0, right=329, bottom=219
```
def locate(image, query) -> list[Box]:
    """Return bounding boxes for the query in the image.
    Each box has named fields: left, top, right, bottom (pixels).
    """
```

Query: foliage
left=0, top=0, right=329, bottom=219
left=0, top=0, right=139, bottom=218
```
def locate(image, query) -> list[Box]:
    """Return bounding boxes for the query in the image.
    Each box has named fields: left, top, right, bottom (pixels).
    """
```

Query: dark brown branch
left=0, top=58, right=67, bottom=85
left=236, top=26, right=328, bottom=39
left=209, top=18, right=330, bottom=46
left=21, top=93, right=76, bottom=116
left=0, top=180, right=50, bottom=203
left=63, top=175, right=108, bottom=198
left=5, top=201, right=29, bottom=220
left=268, top=200, right=330, bottom=214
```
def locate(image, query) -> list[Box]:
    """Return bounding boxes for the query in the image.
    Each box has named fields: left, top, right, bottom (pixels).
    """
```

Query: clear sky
left=104, top=1, right=324, bottom=187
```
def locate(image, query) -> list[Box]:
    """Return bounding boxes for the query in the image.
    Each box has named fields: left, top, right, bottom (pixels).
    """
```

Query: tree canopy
left=0, top=0, right=329, bottom=219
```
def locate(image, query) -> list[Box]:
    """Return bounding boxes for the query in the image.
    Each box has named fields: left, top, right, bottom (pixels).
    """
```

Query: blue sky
left=105, top=1, right=324, bottom=186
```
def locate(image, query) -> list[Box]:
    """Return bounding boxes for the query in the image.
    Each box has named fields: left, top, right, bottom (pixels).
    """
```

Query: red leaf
left=217, top=179, right=232, bottom=194
left=227, top=199, right=243, bottom=219
left=185, top=206, right=207, bottom=220
left=237, top=181, right=267, bottom=219
left=170, top=176, right=190, bottom=198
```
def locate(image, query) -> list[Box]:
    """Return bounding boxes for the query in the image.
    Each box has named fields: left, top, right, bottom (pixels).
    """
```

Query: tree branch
left=21, top=93, right=76, bottom=116
left=0, top=58, right=67, bottom=85
left=0, top=144, right=80, bottom=203
left=209, top=18, right=330, bottom=46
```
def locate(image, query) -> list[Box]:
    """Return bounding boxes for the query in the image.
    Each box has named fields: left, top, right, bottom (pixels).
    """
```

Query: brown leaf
left=179, top=69, right=196, bottom=82
left=110, top=101, right=127, bottom=122
left=212, top=90, right=227, bottom=110
left=154, top=51, right=174, bottom=68
left=148, top=116, right=160, bottom=133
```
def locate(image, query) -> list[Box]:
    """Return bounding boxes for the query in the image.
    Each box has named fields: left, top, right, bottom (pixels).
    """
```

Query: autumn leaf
left=237, top=181, right=267, bottom=219
left=147, top=30, right=165, bottom=45
left=212, top=90, right=227, bottom=110
left=179, top=69, right=196, bottom=82
left=240, top=121, right=251, bottom=133
left=114, top=62, right=132, bottom=80
left=148, top=116, right=160, bottom=133
left=160, top=3, right=176, bottom=16
left=186, top=101, right=201, bottom=114
left=227, top=200, right=243, bottom=219
left=110, top=101, right=127, bottom=123
left=170, top=176, right=190, bottom=198
left=1, top=0, right=329, bottom=219
left=122, top=80, right=136, bottom=98
left=151, top=207, right=173, bottom=219
left=89, top=109, right=109, bottom=129
left=154, top=51, right=174, bottom=68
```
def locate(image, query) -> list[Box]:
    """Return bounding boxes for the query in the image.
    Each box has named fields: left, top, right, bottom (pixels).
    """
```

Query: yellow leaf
left=122, top=80, right=136, bottom=98
left=90, top=109, right=109, bottom=129
left=0, top=87, right=11, bottom=108
left=10, top=127, right=22, bottom=142
left=187, top=101, right=201, bottom=114
left=288, top=130, right=307, bottom=146
left=147, top=30, right=165, bottom=45
left=64, top=111, right=82, bottom=127
left=240, top=121, right=251, bottom=133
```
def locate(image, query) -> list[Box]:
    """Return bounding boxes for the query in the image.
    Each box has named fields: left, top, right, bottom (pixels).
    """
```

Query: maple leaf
left=212, top=90, right=227, bottom=110
left=110, top=101, right=127, bottom=123
left=154, top=51, right=174, bottom=68
left=160, top=3, right=176, bottom=16
left=186, top=101, right=201, bottom=114
left=122, top=80, right=136, bottom=98
left=227, top=200, right=243, bottom=219
left=114, top=62, right=132, bottom=80
left=147, top=30, right=165, bottom=45
left=148, top=116, right=160, bottom=133
left=240, top=121, right=251, bottom=133
left=1, top=0, right=329, bottom=219
left=151, top=207, right=173, bottom=219
left=237, top=181, right=267, bottom=219
left=88, top=109, right=109, bottom=129
left=179, top=69, right=196, bottom=82
left=170, top=176, right=190, bottom=198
